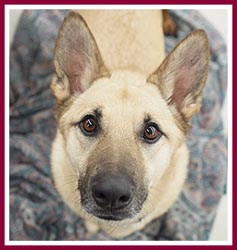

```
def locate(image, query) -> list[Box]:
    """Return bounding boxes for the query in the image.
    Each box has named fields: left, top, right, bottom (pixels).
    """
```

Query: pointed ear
left=148, top=29, right=210, bottom=122
left=51, top=11, right=109, bottom=102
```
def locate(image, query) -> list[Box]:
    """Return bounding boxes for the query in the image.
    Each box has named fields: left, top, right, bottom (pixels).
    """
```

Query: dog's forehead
left=110, top=71, right=147, bottom=87
left=79, top=71, right=163, bottom=108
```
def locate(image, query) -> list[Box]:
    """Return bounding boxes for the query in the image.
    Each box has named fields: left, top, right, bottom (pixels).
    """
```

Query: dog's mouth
left=95, top=212, right=131, bottom=221
left=82, top=201, right=143, bottom=221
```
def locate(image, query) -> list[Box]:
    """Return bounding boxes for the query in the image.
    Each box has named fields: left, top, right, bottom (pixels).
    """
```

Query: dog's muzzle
left=79, top=172, right=147, bottom=221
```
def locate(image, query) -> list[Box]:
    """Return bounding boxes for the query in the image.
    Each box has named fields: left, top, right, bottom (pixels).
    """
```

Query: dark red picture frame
left=2, top=1, right=235, bottom=249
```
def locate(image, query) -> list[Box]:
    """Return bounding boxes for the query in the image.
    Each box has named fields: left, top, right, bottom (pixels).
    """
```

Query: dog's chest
left=78, top=10, right=166, bottom=77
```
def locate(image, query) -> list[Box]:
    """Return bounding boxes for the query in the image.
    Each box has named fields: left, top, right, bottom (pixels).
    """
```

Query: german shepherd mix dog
left=51, top=10, right=209, bottom=238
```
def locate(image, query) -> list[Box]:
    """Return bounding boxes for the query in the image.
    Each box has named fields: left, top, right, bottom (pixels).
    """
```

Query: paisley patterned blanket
left=10, top=9, right=227, bottom=240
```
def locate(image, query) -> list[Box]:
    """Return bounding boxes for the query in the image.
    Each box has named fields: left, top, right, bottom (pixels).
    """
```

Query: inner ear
left=167, top=48, right=206, bottom=108
left=148, top=29, right=210, bottom=121
left=52, top=11, right=109, bottom=101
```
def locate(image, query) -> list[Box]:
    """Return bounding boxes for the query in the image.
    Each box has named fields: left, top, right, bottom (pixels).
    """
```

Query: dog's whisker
left=150, top=185, right=161, bottom=192
left=55, top=178, right=77, bottom=187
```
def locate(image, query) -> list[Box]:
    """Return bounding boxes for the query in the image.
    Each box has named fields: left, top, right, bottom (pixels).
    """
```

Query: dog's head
left=51, top=12, right=209, bottom=222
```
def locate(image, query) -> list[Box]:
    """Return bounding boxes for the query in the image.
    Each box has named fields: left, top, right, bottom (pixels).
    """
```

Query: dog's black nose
left=91, top=174, right=133, bottom=209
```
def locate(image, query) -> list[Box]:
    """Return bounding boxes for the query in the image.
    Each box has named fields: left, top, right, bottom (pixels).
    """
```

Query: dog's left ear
left=51, top=11, right=109, bottom=102
left=148, top=29, right=210, bottom=122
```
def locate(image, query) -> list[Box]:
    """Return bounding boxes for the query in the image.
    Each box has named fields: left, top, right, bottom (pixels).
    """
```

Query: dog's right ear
left=51, top=11, right=109, bottom=102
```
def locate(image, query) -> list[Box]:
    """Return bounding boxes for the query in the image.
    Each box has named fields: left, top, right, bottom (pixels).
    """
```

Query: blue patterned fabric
left=9, top=10, right=227, bottom=240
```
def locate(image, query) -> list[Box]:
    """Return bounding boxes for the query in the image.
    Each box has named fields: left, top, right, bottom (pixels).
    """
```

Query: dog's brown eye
left=143, top=123, right=162, bottom=143
left=79, top=115, right=98, bottom=136
left=83, top=118, right=96, bottom=132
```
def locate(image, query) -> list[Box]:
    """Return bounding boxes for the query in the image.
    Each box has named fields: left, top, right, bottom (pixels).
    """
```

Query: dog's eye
left=143, top=123, right=162, bottom=143
left=79, top=115, right=98, bottom=136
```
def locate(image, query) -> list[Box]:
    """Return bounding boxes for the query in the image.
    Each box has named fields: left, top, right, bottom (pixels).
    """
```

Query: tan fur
left=51, top=10, right=209, bottom=238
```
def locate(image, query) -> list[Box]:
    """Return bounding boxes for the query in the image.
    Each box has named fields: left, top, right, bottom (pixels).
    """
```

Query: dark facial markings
left=78, top=140, right=147, bottom=221
left=76, top=109, right=164, bottom=144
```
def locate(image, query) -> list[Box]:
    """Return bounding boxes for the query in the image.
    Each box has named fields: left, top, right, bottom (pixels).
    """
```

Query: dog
left=51, top=10, right=209, bottom=238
